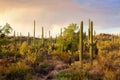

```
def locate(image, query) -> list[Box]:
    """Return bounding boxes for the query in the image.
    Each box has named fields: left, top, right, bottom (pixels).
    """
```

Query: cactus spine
left=79, top=21, right=83, bottom=67
left=33, top=20, right=36, bottom=45
left=89, top=21, right=93, bottom=65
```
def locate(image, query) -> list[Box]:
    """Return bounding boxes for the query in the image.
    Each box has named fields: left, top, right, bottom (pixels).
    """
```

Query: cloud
left=0, top=0, right=120, bottom=37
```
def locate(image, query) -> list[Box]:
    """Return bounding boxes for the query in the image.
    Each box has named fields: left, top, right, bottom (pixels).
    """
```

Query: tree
left=0, top=26, right=3, bottom=34
left=56, top=23, right=87, bottom=53
left=63, top=23, right=79, bottom=52
left=3, top=23, right=13, bottom=36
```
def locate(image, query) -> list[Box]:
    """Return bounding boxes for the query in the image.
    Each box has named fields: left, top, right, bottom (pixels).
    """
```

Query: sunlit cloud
left=0, top=0, right=120, bottom=37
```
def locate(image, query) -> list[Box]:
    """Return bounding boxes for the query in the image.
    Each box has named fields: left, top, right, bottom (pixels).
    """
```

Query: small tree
left=3, top=23, right=13, bottom=36
left=0, top=26, right=3, bottom=34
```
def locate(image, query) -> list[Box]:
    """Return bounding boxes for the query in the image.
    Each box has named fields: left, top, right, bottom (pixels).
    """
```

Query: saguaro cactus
left=88, top=19, right=91, bottom=41
left=94, top=30, right=96, bottom=38
left=20, top=32, right=22, bottom=45
left=42, top=26, right=44, bottom=47
left=79, top=21, right=83, bottom=67
left=49, top=30, right=51, bottom=48
left=60, top=28, right=63, bottom=53
left=33, top=20, right=36, bottom=45
left=112, top=34, right=115, bottom=45
left=27, top=32, right=30, bottom=45
left=49, top=30, right=51, bottom=39
left=89, top=21, right=93, bottom=65
left=13, top=31, right=16, bottom=42
left=13, top=31, right=16, bottom=38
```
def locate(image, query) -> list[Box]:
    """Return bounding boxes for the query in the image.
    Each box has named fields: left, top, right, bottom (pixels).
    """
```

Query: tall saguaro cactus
left=33, top=20, right=36, bottom=45
left=79, top=21, right=83, bottom=67
left=90, top=21, right=93, bottom=65
left=88, top=19, right=91, bottom=41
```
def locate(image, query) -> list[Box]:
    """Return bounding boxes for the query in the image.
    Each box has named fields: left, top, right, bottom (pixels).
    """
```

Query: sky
left=0, top=0, right=120, bottom=37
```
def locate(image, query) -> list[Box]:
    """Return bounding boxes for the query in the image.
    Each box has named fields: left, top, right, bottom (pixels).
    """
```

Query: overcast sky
left=0, top=0, right=120, bottom=37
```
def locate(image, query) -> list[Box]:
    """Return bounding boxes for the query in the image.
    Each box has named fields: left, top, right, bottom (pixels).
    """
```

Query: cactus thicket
left=89, top=21, right=93, bottom=65
left=79, top=21, right=83, bottom=67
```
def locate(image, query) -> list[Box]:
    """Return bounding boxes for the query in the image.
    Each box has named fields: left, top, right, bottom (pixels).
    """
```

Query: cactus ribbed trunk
left=33, top=20, right=35, bottom=45
left=90, top=21, right=93, bottom=65
left=79, top=21, right=83, bottom=67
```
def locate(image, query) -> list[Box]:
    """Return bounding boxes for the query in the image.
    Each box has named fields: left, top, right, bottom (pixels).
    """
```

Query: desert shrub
left=56, top=72, right=72, bottom=80
left=0, top=43, right=20, bottom=58
left=57, top=67, right=89, bottom=80
left=37, top=61, right=55, bottom=76
left=52, top=51, right=72, bottom=64
left=19, top=41, right=28, bottom=56
left=6, top=61, right=31, bottom=80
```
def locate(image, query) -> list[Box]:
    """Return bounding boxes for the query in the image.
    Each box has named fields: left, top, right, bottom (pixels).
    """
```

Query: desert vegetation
left=0, top=20, right=120, bottom=80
